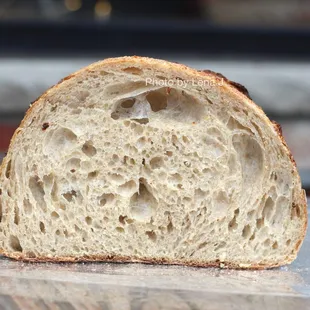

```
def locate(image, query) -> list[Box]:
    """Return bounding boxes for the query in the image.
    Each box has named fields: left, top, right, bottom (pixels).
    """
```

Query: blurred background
left=0, top=0, right=309, bottom=193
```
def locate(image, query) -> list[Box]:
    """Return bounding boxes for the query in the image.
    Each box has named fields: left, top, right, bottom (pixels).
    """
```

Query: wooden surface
left=0, top=203, right=309, bottom=310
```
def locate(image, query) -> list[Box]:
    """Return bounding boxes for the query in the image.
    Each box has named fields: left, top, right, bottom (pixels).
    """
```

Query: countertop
left=0, top=202, right=309, bottom=310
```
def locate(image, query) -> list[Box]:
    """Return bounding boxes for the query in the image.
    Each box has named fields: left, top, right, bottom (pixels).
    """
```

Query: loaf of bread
left=0, top=57, right=307, bottom=268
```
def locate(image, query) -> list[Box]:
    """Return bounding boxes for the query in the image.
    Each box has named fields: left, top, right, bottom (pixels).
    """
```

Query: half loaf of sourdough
left=0, top=57, right=307, bottom=269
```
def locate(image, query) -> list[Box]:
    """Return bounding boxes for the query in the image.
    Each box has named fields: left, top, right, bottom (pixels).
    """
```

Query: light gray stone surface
left=1, top=58, right=310, bottom=114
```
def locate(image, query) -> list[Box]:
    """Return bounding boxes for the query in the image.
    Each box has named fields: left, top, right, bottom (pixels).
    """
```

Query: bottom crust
left=0, top=250, right=291, bottom=270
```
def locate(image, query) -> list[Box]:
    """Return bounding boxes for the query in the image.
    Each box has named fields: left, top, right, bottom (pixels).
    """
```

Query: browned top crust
left=200, top=69, right=252, bottom=100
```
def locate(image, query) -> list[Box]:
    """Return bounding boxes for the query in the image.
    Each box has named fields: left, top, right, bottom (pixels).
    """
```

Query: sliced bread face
left=0, top=57, right=307, bottom=269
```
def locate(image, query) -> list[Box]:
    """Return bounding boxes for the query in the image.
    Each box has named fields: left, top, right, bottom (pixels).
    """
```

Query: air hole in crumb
left=88, top=171, right=98, bottom=179
left=108, top=173, right=124, bottom=184
left=214, top=242, right=226, bottom=251
left=62, top=190, right=77, bottom=202
left=132, top=118, right=149, bottom=125
left=250, top=232, right=255, bottom=241
left=167, top=221, right=174, bottom=233
left=286, top=239, right=291, bottom=246
left=29, top=176, right=47, bottom=212
left=182, top=136, right=190, bottom=144
left=242, top=225, right=251, bottom=238
left=67, top=158, right=81, bottom=170
left=117, top=180, right=137, bottom=197
left=39, top=222, right=46, bottom=233
left=85, top=216, right=92, bottom=225
left=172, top=135, right=179, bottom=149
left=291, top=204, right=301, bottom=219
left=99, top=193, right=114, bottom=206
left=137, top=137, right=147, bottom=148
left=82, top=141, right=97, bottom=157
left=129, top=179, right=155, bottom=222
left=146, top=231, right=157, bottom=242
left=150, top=157, right=164, bottom=169
left=100, top=198, right=107, bottom=206
left=9, top=235, right=22, bottom=252
left=44, top=128, right=77, bottom=155
left=60, top=204, right=66, bottom=211
left=198, top=242, right=208, bottom=250
left=14, top=206, right=20, bottom=225
left=146, top=91, right=168, bottom=112
left=116, top=227, right=125, bottom=233
left=227, top=117, right=251, bottom=133
left=256, top=218, right=264, bottom=230
left=126, top=218, right=134, bottom=224
left=270, top=171, right=278, bottom=181
left=56, top=230, right=60, bottom=236
left=119, top=215, right=127, bottom=225
left=156, top=75, right=166, bottom=80
left=42, top=123, right=49, bottom=131
left=43, top=174, right=54, bottom=190
left=51, top=211, right=59, bottom=219
left=272, top=241, right=278, bottom=249
left=121, top=99, right=135, bottom=108
left=111, top=112, right=120, bottom=120
left=228, top=214, right=238, bottom=231
left=263, top=197, right=274, bottom=221
left=5, top=160, right=12, bottom=179
left=232, top=134, right=263, bottom=183
left=165, top=151, right=173, bottom=157
left=122, top=67, right=142, bottom=75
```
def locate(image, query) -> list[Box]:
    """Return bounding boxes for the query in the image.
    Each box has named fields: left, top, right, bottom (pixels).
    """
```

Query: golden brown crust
left=295, top=190, right=308, bottom=253
left=200, top=69, right=252, bottom=100
left=0, top=56, right=307, bottom=269
left=272, top=121, right=297, bottom=168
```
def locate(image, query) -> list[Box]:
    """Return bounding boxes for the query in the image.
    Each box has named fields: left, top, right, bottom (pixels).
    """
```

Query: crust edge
left=0, top=249, right=291, bottom=270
